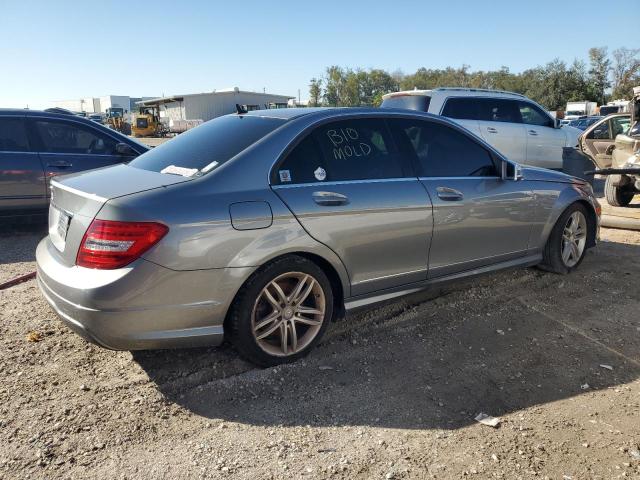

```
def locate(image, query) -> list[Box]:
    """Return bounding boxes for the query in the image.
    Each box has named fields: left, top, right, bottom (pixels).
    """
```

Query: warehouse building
left=136, top=88, right=294, bottom=122
left=53, top=95, right=153, bottom=114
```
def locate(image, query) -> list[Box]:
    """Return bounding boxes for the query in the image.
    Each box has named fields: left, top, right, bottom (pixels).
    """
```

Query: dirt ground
left=1, top=221, right=640, bottom=480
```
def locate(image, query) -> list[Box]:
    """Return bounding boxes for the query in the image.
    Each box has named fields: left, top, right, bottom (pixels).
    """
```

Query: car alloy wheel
left=561, top=211, right=587, bottom=268
left=251, top=272, right=326, bottom=357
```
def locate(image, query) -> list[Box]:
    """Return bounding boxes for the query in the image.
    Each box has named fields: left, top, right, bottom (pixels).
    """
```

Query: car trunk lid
left=48, top=164, right=191, bottom=266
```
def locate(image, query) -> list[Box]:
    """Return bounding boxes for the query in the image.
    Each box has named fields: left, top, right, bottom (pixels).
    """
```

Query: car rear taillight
left=76, top=220, right=168, bottom=269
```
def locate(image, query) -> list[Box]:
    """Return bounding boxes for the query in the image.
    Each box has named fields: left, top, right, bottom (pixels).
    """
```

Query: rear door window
left=275, top=118, right=408, bottom=185
left=389, top=119, right=498, bottom=177
left=441, top=98, right=481, bottom=120
left=33, top=120, right=117, bottom=154
left=0, top=117, right=29, bottom=152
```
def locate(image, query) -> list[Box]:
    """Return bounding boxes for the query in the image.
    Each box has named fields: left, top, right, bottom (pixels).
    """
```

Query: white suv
left=381, top=88, right=582, bottom=170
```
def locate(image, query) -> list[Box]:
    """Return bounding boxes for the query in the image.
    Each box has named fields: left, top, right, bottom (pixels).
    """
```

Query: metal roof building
left=136, top=87, right=294, bottom=121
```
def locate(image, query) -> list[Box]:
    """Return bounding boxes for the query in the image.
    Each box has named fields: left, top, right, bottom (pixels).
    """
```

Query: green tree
left=611, top=47, right=640, bottom=99
left=588, top=47, right=611, bottom=105
left=308, top=78, right=322, bottom=107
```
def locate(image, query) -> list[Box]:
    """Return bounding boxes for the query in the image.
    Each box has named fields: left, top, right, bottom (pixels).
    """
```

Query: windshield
left=129, top=115, right=285, bottom=177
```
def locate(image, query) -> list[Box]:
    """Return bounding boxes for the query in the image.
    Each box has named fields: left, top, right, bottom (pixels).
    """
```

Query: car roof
left=242, top=107, right=335, bottom=120
left=0, top=108, right=88, bottom=121
left=382, top=87, right=527, bottom=100
left=243, top=106, right=446, bottom=122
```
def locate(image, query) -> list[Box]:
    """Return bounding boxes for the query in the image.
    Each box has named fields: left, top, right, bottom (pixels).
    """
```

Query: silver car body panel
left=36, top=108, right=600, bottom=351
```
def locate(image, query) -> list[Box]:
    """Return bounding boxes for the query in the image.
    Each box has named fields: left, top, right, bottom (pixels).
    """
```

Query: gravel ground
left=1, top=223, right=640, bottom=479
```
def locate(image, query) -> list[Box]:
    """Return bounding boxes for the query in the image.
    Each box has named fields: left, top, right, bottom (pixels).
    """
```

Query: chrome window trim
left=418, top=176, right=501, bottom=181
left=35, top=152, right=120, bottom=158
left=272, top=177, right=418, bottom=189
left=0, top=150, right=34, bottom=154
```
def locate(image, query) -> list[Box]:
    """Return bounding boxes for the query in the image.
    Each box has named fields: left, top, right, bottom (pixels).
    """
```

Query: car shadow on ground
left=0, top=222, right=46, bottom=265
left=134, top=239, right=640, bottom=431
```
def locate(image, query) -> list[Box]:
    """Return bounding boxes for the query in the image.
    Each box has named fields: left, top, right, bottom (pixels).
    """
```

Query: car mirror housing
left=115, top=143, right=136, bottom=156
left=501, top=160, right=523, bottom=181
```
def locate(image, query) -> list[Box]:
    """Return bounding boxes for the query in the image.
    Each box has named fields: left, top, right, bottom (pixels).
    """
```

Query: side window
left=477, top=98, right=522, bottom=123
left=275, top=118, right=406, bottom=184
left=611, top=116, right=631, bottom=137
left=518, top=102, right=554, bottom=127
left=33, top=120, right=117, bottom=155
left=441, top=98, right=480, bottom=120
left=0, top=118, right=29, bottom=152
left=276, top=135, right=324, bottom=184
left=589, top=121, right=610, bottom=140
left=315, top=119, right=405, bottom=181
left=390, top=119, right=498, bottom=177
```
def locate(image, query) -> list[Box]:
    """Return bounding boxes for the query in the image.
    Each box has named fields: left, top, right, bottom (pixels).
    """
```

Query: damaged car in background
left=581, top=87, right=640, bottom=207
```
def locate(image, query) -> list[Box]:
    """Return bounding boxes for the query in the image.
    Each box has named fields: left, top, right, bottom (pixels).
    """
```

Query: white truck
left=565, top=101, right=598, bottom=120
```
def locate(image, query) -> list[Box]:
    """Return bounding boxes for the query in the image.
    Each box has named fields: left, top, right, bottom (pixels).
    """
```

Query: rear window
left=380, top=95, right=431, bottom=112
left=129, top=115, right=284, bottom=177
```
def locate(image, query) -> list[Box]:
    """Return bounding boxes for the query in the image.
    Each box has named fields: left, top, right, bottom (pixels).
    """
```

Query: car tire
left=540, top=203, right=591, bottom=275
left=605, top=175, right=635, bottom=207
left=227, top=255, right=334, bottom=367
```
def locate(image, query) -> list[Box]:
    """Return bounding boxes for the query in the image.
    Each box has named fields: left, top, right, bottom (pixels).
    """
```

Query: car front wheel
left=540, top=203, right=591, bottom=274
left=227, top=255, right=333, bottom=366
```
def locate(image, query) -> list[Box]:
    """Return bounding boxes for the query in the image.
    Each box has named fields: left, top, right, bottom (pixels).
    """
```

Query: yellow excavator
left=132, top=105, right=167, bottom=137
left=105, top=107, right=131, bottom=135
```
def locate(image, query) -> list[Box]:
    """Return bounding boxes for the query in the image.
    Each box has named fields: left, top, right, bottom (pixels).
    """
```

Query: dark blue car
left=0, top=109, right=148, bottom=220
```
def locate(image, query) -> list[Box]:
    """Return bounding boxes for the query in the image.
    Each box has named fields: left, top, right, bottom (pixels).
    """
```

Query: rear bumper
left=36, top=238, right=254, bottom=350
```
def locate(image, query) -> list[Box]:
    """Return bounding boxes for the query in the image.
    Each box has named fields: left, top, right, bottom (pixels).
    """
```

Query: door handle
left=436, top=186, right=464, bottom=201
left=486, top=127, right=498, bottom=133
left=312, top=191, right=349, bottom=206
left=47, top=160, right=73, bottom=168
left=528, top=130, right=539, bottom=136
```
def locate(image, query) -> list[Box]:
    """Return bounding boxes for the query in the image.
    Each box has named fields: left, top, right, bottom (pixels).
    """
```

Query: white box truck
left=565, top=101, right=598, bottom=120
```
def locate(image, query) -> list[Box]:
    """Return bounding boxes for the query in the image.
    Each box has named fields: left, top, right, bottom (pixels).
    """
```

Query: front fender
left=531, top=183, right=599, bottom=251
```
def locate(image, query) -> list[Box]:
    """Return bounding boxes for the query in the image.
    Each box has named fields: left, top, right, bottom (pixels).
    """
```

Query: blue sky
left=0, top=0, right=635, bottom=108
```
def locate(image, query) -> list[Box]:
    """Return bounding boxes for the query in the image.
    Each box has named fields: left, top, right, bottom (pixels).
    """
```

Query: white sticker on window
left=279, top=170, right=291, bottom=182
left=314, top=167, right=326, bottom=181
left=201, top=160, right=219, bottom=173
left=160, top=165, right=198, bottom=177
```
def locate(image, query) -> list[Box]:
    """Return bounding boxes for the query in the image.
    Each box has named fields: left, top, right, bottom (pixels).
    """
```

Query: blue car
left=0, top=108, right=148, bottom=220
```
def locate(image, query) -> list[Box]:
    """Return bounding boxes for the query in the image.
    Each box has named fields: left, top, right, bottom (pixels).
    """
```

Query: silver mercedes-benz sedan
left=36, top=107, right=600, bottom=366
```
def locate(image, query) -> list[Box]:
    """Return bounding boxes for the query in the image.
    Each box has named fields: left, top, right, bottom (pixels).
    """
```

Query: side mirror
left=554, top=118, right=562, bottom=129
left=501, top=160, right=523, bottom=181
left=115, top=142, right=135, bottom=156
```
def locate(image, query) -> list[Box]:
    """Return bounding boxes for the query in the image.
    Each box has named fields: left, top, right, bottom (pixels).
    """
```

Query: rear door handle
left=312, top=191, right=349, bottom=206
left=436, top=186, right=464, bottom=201
left=486, top=127, right=498, bottom=134
left=47, top=160, right=73, bottom=168
left=528, top=130, right=539, bottom=136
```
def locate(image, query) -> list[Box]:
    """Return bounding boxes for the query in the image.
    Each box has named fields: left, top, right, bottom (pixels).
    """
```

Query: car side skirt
left=343, top=253, right=543, bottom=313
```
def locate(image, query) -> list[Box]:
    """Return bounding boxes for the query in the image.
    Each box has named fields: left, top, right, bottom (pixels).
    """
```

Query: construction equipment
left=132, top=105, right=168, bottom=138
left=105, top=107, right=131, bottom=135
